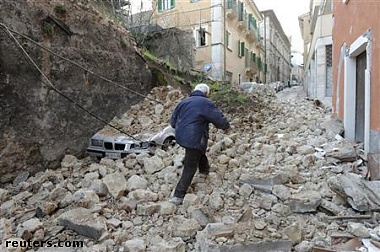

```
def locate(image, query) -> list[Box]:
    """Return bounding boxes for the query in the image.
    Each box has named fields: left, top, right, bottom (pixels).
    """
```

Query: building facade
left=151, top=0, right=263, bottom=86
left=332, top=0, right=380, bottom=175
left=260, top=10, right=291, bottom=84
left=299, top=0, right=332, bottom=99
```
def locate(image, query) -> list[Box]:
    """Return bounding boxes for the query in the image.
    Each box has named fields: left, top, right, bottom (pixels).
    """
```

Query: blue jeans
left=173, top=148, right=209, bottom=198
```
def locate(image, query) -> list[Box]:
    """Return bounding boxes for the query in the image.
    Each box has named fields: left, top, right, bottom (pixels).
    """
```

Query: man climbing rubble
left=169, top=83, right=230, bottom=205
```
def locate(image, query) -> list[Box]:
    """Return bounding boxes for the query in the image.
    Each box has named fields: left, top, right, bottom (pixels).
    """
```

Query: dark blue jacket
left=170, top=90, right=230, bottom=151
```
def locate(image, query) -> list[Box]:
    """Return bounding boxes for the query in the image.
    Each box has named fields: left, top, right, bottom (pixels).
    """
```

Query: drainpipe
left=264, top=14, right=267, bottom=84
left=223, top=0, right=227, bottom=83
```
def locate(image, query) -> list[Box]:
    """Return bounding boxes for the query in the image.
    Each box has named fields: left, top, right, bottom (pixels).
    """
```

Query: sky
left=253, top=0, right=310, bottom=53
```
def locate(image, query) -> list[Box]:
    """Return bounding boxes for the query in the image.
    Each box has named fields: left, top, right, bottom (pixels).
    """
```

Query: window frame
left=158, top=0, right=175, bottom=12
left=196, top=27, right=207, bottom=47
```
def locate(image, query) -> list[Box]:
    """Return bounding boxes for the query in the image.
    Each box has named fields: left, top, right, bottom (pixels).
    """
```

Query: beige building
left=260, top=10, right=291, bottom=84
left=151, top=0, right=263, bottom=86
left=299, top=0, right=333, bottom=99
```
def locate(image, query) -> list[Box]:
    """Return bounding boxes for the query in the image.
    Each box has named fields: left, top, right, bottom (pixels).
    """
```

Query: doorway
left=355, top=51, right=366, bottom=142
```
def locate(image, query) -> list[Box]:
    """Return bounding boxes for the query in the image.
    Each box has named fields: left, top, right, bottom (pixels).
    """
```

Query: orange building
left=332, top=0, right=380, bottom=175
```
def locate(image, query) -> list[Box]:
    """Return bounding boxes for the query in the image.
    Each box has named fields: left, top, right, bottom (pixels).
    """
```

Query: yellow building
left=152, top=0, right=263, bottom=86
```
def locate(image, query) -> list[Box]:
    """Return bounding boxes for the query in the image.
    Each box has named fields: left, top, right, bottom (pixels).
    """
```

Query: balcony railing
left=238, top=11, right=247, bottom=30
left=245, top=54, right=259, bottom=75
left=226, top=0, right=238, bottom=20
left=245, top=27, right=257, bottom=43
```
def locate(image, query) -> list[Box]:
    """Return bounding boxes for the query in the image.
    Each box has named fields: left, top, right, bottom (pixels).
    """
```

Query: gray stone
left=209, top=192, right=224, bottom=211
left=13, top=171, right=30, bottom=186
left=272, top=185, right=292, bottom=200
left=328, top=173, right=380, bottom=211
left=282, top=222, right=302, bottom=245
left=239, top=183, right=253, bottom=198
left=159, top=202, right=176, bottom=215
left=17, top=218, right=43, bottom=235
left=123, top=238, right=146, bottom=252
left=107, top=218, right=122, bottom=228
left=157, top=237, right=186, bottom=252
left=136, top=203, right=161, bottom=216
left=0, top=188, right=8, bottom=202
left=128, top=189, right=158, bottom=202
left=347, top=222, right=370, bottom=238
left=191, top=208, right=213, bottom=227
left=102, top=172, right=127, bottom=199
left=183, top=193, right=200, bottom=209
left=143, top=156, right=165, bottom=174
left=57, top=208, right=105, bottom=240
left=126, top=175, right=148, bottom=191
left=72, top=189, right=99, bottom=208
left=288, top=191, right=321, bottom=213
left=172, top=217, right=201, bottom=237
left=89, top=179, right=109, bottom=197
left=319, top=199, right=346, bottom=215
left=294, top=241, right=313, bottom=252
left=61, top=155, right=79, bottom=168
left=242, top=173, right=288, bottom=192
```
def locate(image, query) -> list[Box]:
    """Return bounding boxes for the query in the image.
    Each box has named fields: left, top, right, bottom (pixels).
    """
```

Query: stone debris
left=57, top=208, right=106, bottom=241
left=0, top=85, right=372, bottom=251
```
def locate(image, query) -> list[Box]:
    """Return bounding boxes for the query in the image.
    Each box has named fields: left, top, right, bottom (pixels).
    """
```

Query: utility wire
left=0, top=23, right=150, bottom=142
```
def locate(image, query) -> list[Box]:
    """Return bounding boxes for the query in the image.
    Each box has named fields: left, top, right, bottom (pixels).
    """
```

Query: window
left=190, top=0, right=200, bottom=2
left=225, top=31, right=231, bottom=49
left=251, top=52, right=256, bottom=62
left=238, top=1, right=244, bottom=21
left=158, top=0, right=175, bottom=12
left=196, top=28, right=206, bottom=47
left=238, top=40, right=245, bottom=57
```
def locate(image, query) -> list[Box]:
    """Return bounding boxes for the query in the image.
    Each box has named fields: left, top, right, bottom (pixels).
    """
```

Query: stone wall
left=0, top=0, right=154, bottom=183
left=144, top=27, right=195, bottom=72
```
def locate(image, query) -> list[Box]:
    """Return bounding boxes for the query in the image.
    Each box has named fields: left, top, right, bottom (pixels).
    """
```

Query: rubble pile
left=1, top=86, right=377, bottom=252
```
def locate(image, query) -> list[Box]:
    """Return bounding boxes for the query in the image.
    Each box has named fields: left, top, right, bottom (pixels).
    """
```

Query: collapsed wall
left=0, top=0, right=153, bottom=183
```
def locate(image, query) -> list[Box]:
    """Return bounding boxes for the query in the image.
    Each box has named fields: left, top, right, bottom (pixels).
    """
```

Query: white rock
left=102, top=172, right=127, bottom=199
left=72, top=189, right=99, bottom=208
left=239, top=184, right=253, bottom=199
left=126, top=175, right=148, bottom=191
left=143, top=156, right=165, bottom=174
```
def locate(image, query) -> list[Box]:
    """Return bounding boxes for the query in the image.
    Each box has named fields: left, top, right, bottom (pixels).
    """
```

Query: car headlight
left=91, top=139, right=103, bottom=147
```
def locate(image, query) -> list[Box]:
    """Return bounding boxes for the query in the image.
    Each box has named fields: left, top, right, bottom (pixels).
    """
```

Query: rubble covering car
left=87, top=126, right=175, bottom=160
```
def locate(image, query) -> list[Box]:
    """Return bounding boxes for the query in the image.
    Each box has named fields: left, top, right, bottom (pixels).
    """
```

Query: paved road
left=276, top=85, right=332, bottom=109
left=276, top=86, right=306, bottom=101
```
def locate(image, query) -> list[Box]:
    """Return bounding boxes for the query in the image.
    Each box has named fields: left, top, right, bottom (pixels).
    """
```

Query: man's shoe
left=169, top=197, right=183, bottom=205
left=199, top=170, right=209, bottom=176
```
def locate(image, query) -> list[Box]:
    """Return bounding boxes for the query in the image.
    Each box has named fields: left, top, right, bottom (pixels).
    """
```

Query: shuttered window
left=158, top=0, right=175, bottom=12
left=238, top=40, right=245, bottom=57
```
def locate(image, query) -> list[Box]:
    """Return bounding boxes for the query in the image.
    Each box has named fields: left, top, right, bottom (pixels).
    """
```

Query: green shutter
left=241, top=42, right=245, bottom=56
left=238, top=2, right=244, bottom=21
left=248, top=14, right=252, bottom=29
left=158, top=0, right=162, bottom=12
left=171, top=0, right=175, bottom=8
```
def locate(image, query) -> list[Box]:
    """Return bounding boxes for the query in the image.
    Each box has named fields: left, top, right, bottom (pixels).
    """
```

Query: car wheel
left=162, top=137, right=176, bottom=150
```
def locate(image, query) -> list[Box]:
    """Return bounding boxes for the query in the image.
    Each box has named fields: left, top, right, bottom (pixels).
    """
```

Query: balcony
left=237, top=13, right=247, bottom=30
left=245, top=57, right=258, bottom=76
left=245, top=27, right=257, bottom=43
left=226, top=0, right=238, bottom=20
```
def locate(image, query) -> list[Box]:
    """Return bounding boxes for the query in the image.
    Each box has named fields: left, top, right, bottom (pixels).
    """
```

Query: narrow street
left=1, top=85, right=372, bottom=252
left=276, top=85, right=306, bottom=102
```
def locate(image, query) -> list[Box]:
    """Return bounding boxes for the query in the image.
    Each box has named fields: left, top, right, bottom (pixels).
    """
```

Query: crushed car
left=87, top=125, right=175, bottom=160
